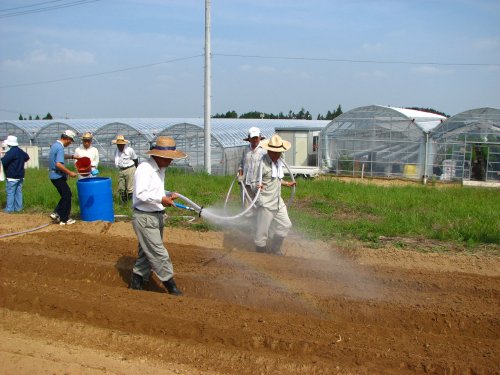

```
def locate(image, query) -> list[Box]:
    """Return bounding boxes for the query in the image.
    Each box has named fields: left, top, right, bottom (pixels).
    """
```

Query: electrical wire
left=0, top=54, right=204, bottom=89
left=214, top=53, right=500, bottom=68
left=0, top=0, right=101, bottom=19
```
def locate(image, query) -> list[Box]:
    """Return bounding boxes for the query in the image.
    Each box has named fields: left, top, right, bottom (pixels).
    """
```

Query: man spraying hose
left=129, top=136, right=186, bottom=296
left=251, top=134, right=296, bottom=255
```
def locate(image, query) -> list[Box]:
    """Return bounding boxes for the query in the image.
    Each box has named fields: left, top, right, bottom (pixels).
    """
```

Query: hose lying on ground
left=0, top=223, right=50, bottom=239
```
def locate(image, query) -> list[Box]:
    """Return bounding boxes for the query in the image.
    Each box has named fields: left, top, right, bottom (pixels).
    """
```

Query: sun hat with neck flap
left=146, top=136, right=187, bottom=160
left=260, top=134, right=291, bottom=152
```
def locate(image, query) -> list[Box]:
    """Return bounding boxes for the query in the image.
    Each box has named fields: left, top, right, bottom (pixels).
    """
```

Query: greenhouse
left=0, top=118, right=329, bottom=175
left=319, top=105, right=446, bottom=179
left=428, top=107, right=500, bottom=182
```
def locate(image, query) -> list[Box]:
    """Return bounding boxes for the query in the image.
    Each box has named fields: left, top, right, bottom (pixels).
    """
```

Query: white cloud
left=2, top=45, right=95, bottom=69
left=362, top=42, right=384, bottom=53
left=411, top=65, right=450, bottom=75
left=472, top=37, right=500, bottom=50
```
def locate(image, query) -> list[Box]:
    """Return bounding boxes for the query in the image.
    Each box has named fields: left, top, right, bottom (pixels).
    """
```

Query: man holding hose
left=252, top=134, right=296, bottom=255
left=128, top=136, right=186, bottom=296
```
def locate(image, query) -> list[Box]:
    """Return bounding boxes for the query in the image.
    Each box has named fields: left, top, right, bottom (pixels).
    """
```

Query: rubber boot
left=163, top=278, right=182, bottom=296
left=255, top=245, right=267, bottom=253
left=270, top=236, right=285, bottom=256
left=129, top=273, right=144, bottom=290
left=120, top=192, right=128, bottom=203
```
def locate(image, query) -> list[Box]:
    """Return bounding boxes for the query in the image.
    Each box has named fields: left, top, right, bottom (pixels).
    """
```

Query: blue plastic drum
left=77, top=177, right=114, bottom=223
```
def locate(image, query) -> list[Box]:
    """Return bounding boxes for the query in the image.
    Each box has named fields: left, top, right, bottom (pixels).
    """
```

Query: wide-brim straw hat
left=112, top=134, right=129, bottom=144
left=146, top=136, right=187, bottom=160
left=260, top=134, right=291, bottom=152
left=82, top=132, right=93, bottom=140
left=243, top=126, right=265, bottom=141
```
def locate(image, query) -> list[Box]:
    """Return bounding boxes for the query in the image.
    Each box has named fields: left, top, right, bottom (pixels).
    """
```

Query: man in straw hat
left=112, top=134, right=138, bottom=203
left=74, top=132, right=99, bottom=178
left=1, top=135, right=30, bottom=212
left=48, top=130, right=78, bottom=225
left=238, top=126, right=266, bottom=207
left=128, top=136, right=186, bottom=296
left=251, top=134, right=296, bottom=255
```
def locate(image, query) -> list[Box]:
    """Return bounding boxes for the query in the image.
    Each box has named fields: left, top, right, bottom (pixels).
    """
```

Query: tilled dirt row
left=1, top=221, right=499, bottom=375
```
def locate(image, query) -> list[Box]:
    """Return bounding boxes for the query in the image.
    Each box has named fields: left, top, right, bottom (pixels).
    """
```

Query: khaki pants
left=132, top=210, right=174, bottom=282
left=254, top=205, right=292, bottom=247
left=118, top=166, right=136, bottom=195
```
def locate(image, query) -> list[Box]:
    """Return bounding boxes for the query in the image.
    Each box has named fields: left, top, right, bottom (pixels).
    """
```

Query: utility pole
left=204, top=0, right=212, bottom=174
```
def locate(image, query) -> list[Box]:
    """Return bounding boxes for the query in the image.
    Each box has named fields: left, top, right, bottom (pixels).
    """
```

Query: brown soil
left=0, top=212, right=498, bottom=374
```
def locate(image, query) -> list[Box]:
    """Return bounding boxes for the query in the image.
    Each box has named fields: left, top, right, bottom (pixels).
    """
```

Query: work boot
left=255, top=245, right=267, bottom=253
left=120, top=192, right=128, bottom=203
left=163, top=278, right=182, bottom=296
left=270, top=236, right=285, bottom=256
left=129, top=273, right=144, bottom=290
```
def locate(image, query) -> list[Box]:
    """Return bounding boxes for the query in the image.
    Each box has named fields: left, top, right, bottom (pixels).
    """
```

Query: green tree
left=18, top=113, right=24, bottom=120
left=35, top=115, right=40, bottom=120
left=28, top=115, right=32, bottom=120
left=406, top=107, right=449, bottom=118
left=43, top=112, right=53, bottom=120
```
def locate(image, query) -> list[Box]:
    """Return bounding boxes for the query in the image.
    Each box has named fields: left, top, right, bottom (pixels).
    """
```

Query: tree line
left=16, top=106, right=448, bottom=121
left=18, top=112, right=53, bottom=120
left=213, top=105, right=343, bottom=120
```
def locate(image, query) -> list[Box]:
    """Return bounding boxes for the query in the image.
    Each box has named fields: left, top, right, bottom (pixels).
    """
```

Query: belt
left=120, top=164, right=134, bottom=170
left=134, top=208, right=165, bottom=214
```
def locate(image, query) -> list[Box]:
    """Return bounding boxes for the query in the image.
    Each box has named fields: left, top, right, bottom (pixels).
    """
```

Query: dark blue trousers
left=51, top=177, right=72, bottom=222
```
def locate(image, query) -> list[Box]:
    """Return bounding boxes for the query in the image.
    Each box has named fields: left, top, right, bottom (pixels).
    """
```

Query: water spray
left=167, top=159, right=296, bottom=223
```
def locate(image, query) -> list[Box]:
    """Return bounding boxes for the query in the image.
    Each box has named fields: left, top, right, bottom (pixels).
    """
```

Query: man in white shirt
left=74, top=132, right=99, bottom=178
left=128, top=136, right=187, bottom=296
left=251, top=134, right=296, bottom=255
left=112, top=134, right=138, bottom=203
left=238, top=127, right=266, bottom=207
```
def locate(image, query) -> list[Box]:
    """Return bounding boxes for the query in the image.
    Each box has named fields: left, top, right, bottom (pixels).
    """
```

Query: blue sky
left=0, top=0, right=499, bottom=120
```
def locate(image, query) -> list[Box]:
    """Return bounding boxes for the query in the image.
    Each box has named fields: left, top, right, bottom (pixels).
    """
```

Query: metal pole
left=423, top=131, right=429, bottom=185
left=204, top=0, right=212, bottom=174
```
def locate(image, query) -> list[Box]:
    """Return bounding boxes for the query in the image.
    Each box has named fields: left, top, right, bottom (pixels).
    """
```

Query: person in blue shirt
left=48, top=130, right=78, bottom=225
left=1, top=135, right=30, bottom=212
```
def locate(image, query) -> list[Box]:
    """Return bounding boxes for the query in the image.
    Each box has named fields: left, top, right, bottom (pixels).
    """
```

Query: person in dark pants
left=129, top=136, right=187, bottom=296
left=1, top=135, right=30, bottom=212
left=48, top=130, right=78, bottom=225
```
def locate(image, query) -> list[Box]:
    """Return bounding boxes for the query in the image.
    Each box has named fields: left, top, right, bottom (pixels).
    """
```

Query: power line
left=0, top=0, right=101, bottom=18
left=1, top=52, right=498, bottom=90
left=0, top=55, right=204, bottom=89
left=0, top=0, right=70, bottom=12
left=214, top=53, right=500, bottom=67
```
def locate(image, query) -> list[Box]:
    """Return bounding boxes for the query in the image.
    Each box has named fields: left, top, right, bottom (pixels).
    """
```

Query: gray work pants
left=132, top=210, right=174, bottom=282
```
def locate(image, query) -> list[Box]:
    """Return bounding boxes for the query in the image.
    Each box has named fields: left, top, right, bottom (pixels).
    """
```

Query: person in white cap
left=238, top=127, right=266, bottom=206
left=48, top=130, right=78, bottom=225
left=128, top=136, right=186, bottom=296
left=112, top=134, right=138, bottom=203
left=1, top=135, right=30, bottom=212
left=251, top=134, right=296, bottom=255
left=74, top=132, right=99, bottom=178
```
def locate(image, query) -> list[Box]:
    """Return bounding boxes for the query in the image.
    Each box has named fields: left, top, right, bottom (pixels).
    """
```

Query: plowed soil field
left=0, top=212, right=498, bottom=374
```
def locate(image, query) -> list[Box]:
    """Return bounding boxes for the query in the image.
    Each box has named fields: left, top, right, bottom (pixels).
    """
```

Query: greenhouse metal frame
left=0, top=118, right=329, bottom=175
left=320, top=105, right=446, bottom=180
left=429, top=107, right=500, bottom=182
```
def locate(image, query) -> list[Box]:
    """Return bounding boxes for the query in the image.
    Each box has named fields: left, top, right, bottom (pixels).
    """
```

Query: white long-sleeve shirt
left=74, top=146, right=99, bottom=168
left=132, top=158, right=166, bottom=212
left=239, top=144, right=266, bottom=185
left=114, top=145, right=137, bottom=169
